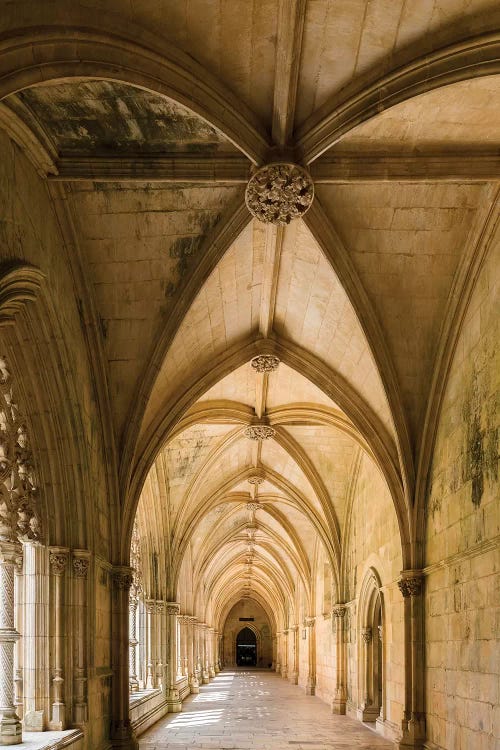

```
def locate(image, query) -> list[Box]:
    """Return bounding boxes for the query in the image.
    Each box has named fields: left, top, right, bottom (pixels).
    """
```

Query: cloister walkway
left=138, top=670, right=395, bottom=749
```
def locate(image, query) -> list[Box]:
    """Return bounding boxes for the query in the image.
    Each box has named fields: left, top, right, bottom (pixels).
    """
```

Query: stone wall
left=343, top=454, right=404, bottom=737
left=222, top=599, right=273, bottom=668
left=425, top=229, right=499, bottom=750
left=0, top=132, right=115, bottom=748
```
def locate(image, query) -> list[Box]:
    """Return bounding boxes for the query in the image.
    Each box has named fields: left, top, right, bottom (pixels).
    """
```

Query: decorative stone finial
left=244, top=424, right=276, bottom=441
left=251, top=355, right=280, bottom=373
left=245, top=163, right=314, bottom=225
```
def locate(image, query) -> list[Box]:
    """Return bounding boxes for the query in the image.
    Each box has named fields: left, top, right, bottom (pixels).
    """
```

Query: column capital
left=112, top=566, right=133, bottom=591
left=166, top=602, right=180, bottom=615
left=72, top=550, right=90, bottom=579
left=332, top=604, right=346, bottom=618
left=398, top=569, right=424, bottom=597
left=304, top=616, right=315, bottom=628
left=361, top=627, right=372, bottom=643
left=178, top=614, right=190, bottom=623
left=49, top=547, right=70, bottom=576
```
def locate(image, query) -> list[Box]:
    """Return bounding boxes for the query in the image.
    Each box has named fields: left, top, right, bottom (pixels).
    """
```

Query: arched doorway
left=236, top=627, right=257, bottom=667
left=358, top=570, right=384, bottom=723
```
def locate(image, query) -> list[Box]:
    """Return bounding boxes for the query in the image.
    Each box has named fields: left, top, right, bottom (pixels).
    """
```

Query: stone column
left=213, top=630, right=220, bottom=673
left=275, top=632, right=281, bottom=674
left=331, top=605, right=347, bottom=714
left=177, top=617, right=188, bottom=678
left=208, top=628, right=215, bottom=677
left=13, top=554, right=23, bottom=723
left=398, top=571, right=426, bottom=748
left=156, top=602, right=165, bottom=690
left=305, top=617, right=316, bottom=695
left=194, top=622, right=201, bottom=679
left=175, top=614, right=182, bottom=680
left=145, top=600, right=155, bottom=690
left=200, top=624, right=209, bottom=684
left=110, top=567, right=138, bottom=749
left=361, top=627, right=373, bottom=716
left=72, top=551, right=90, bottom=725
left=165, top=604, right=181, bottom=712
left=289, top=626, right=298, bottom=684
left=128, top=593, right=139, bottom=693
left=23, top=543, right=49, bottom=731
left=0, top=540, right=23, bottom=745
left=188, top=618, right=199, bottom=694
left=48, top=548, right=69, bottom=730
left=281, top=629, right=288, bottom=679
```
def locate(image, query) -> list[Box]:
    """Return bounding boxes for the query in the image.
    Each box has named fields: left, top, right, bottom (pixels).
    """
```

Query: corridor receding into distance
left=0, top=2, right=497, bottom=750
left=139, top=670, right=394, bottom=750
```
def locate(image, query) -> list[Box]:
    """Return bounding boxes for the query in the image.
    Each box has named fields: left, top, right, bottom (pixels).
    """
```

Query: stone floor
left=138, top=670, right=395, bottom=749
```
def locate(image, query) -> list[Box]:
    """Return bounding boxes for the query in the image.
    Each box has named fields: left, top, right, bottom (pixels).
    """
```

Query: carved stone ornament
left=251, top=355, right=280, bottom=374
left=398, top=574, right=423, bottom=598
left=332, top=605, right=346, bottom=618
left=49, top=552, right=68, bottom=576
left=248, top=474, right=264, bottom=486
left=304, top=616, right=315, bottom=628
left=245, top=163, right=314, bottom=225
left=72, top=556, right=89, bottom=578
left=166, top=603, right=181, bottom=615
left=129, top=519, right=143, bottom=601
left=0, top=355, right=42, bottom=545
left=113, top=571, right=133, bottom=591
left=361, top=627, right=372, bottom=643
left=246, top=501, right=261, bottom=512
left=244, top=424, right=276, bottom=441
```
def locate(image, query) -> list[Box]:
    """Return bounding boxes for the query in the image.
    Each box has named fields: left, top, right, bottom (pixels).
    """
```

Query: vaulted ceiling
left=2, top=0, right=498, bottom=622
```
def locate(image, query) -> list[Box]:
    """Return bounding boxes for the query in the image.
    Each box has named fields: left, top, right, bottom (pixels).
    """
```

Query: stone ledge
left=14, top=729, right=84, bottom=750
left=130, top=689, right=168, bottom=736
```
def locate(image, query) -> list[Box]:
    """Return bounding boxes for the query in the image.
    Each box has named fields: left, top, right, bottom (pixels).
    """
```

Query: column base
left=49, top=701, right=66, bottom=731
left=166, top=689, right=182, bottom=713
left=0, top=710, right=22, bottom=746
left=189, top=675, right=200, bottom=694
left=202, top=671, right=209, bottom=684
left=280, top=667, right=287, bottom=679
left=331, top=698, right=346, bottom=715
left=305, top=680, right=315, bottom=696
left=209, top=665, right=215, bottom=678
left=288, top=671, right=298, bottom=685
left=357, top=705, right=380, bottom=722
left=397, top=713, right=426, bottom=749
left=110, top=720, right=139, bottom=750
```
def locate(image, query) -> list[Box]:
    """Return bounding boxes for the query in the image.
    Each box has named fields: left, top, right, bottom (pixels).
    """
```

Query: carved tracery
left=0, top=356, right=41, bottom=546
